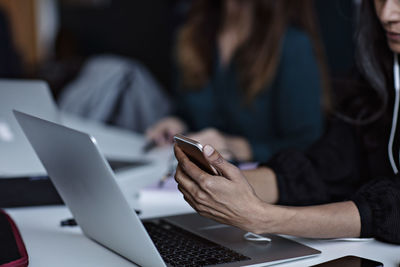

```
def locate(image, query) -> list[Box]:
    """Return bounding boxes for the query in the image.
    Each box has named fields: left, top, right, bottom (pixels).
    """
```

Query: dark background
left=1, top=0, right=356, bottom=98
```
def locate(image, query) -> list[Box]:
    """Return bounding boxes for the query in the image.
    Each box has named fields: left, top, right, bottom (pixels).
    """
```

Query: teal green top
left=175, top=27, right=324, bottom=162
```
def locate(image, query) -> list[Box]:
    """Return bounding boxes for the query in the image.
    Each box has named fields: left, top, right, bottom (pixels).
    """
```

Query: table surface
left=4, top=114, right=400, bottom=267
left=6, top=186, right=400, bottom=267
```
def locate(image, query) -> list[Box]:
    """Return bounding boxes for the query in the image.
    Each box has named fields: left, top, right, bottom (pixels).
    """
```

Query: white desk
left=6, top=186, right=400, bottom=267
left=4, top=115, right=400, bottom=266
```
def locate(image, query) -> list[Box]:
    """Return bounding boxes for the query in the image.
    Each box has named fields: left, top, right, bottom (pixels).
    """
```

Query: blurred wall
left=0, top=0, right=38, bottom=72
left=58, top=0, right=175, bottom=91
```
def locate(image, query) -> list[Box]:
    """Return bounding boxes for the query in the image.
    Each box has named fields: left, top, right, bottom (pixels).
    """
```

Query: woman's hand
left=146, top=117, right=187, bottom=146
left=174, top=143, right=277, bottom=234
left=188, top=128, right=252, bottom=161
left=174, top=144, right=362, bottom=238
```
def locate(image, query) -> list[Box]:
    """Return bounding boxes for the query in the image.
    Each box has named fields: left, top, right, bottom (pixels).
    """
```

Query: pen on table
left=158, top=174, right=169, bottom=188
left=60, top=218, right=77, bottom=226
left=142, top=140, right=157, bottom=153
left=143, top=132, right=176, bottom=153
left=158, top=155, right=177, bottom=188
left=60, top=209, right=141, bottom=227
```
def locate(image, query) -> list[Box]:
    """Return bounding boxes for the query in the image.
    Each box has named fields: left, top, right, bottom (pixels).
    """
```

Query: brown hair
left=177, top=0, right=330, bottom=106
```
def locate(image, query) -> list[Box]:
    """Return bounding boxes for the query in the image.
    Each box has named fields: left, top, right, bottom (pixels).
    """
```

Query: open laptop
left=0, top=80, right=60, bottom=176
left=0, top=79, right=148, bottom=177
left=15, top=110, right=321, bottom=267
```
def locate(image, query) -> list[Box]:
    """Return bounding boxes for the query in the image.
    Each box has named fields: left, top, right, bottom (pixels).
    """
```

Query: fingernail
left=204, top=145, right=214, bottom=157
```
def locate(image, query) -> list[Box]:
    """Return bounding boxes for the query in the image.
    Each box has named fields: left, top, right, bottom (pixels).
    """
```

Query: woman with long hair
left=147, top=0, right=330, bottom=162
left=173, top=0, right=400, bottom=243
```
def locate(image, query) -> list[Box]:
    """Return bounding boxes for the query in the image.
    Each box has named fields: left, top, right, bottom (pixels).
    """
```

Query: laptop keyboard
left=143, top=220, right=250, bottom=267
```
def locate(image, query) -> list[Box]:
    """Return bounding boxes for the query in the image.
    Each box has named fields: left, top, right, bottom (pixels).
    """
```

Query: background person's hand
left=174, top=144, right=274, bottom=233
left=188, top=128, right=252, bottom=161
left=146, top=117, right=187, bottom=146
left=188, top=128, right=233, bottom=160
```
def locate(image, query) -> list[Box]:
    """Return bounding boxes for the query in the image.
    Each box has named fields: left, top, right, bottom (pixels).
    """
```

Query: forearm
left=254, top=201, right=361, bottom=238
left=243, top=167, right=278, bottom=204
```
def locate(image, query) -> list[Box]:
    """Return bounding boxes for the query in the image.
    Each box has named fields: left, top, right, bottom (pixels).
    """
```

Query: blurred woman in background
left=147, top=0, right=330, bottom=162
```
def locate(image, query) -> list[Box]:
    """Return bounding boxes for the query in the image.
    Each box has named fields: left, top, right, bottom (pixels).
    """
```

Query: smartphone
left=174, top=134, right=219, bottom=175
left=311, top=256, right=383, bottom=267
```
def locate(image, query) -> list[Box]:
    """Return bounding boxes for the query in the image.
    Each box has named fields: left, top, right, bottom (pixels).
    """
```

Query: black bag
left=0, top=209, right=28, bottom=267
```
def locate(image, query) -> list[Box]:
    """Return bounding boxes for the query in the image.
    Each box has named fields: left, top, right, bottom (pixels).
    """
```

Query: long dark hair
left=177, top=0, right=330, bottom=104
left=337, top=0, right=392, bottom=124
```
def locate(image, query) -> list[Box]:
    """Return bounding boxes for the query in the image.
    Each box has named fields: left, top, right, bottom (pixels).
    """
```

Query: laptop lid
left=0, top=79, right=150, bottom=178
left=15, top=111, right=321, bottom=267
left=14, top=110, right=166, bottom=267
left=0, top=79, right=59, bottom=177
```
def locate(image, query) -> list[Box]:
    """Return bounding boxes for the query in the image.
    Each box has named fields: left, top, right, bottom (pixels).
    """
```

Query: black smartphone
left=311, top=256, right=383, bottom=267
left=174, top=134, right=219, bottom=175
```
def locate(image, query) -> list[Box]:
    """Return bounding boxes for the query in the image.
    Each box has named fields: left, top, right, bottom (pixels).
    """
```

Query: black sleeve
left=263, top=119, right=400, bottom=243
left=351, top=177, right=400, bottom=244
left=265, top=119, right=362, bottom=205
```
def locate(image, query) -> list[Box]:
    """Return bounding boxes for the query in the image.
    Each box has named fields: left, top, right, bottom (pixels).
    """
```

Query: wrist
left=250, top=202, right=296, bottom=234
left=243, top=167, right=278, bottom=204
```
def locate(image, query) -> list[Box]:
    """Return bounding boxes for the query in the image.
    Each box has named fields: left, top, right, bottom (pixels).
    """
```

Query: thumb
left=203, top=145, right=241, bottom=180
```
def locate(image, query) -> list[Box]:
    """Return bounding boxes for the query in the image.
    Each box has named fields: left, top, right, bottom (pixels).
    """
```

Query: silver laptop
left=15, top=110, right=321, bottom=267
left=0, top=80, right=60, bottom=177
left=0, top=79, right=148, bottom=178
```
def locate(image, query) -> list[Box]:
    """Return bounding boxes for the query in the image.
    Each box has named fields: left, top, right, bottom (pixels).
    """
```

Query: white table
left=4, top=114, right=400, bottom=266
left=6, top=186, right=400, bottom=267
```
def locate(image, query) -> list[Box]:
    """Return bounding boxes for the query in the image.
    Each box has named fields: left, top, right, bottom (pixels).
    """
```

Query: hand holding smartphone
left=174, top=134, right=220, bottom=175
